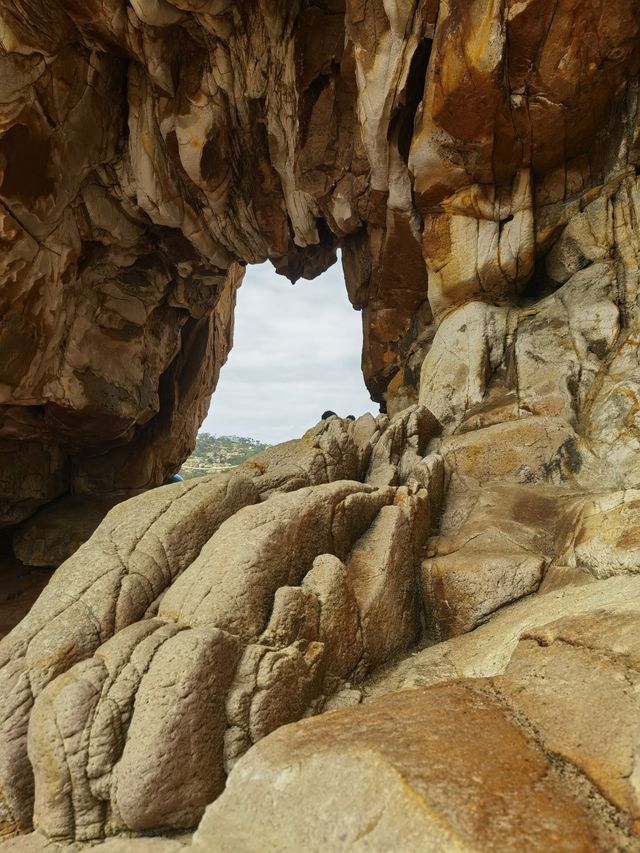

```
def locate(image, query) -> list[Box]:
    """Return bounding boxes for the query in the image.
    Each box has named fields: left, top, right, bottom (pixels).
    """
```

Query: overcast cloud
left=201, top=259, right=378, bottom=444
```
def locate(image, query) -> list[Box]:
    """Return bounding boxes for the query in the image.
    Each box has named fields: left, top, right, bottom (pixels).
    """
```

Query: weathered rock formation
left=2, top=0, right=640, bottom=850
left=2, top=0, right=636, bottom=524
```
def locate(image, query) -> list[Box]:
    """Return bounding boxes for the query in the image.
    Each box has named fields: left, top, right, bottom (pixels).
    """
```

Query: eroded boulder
left=193, top=682, right=626, bottom=853
left=5, top=453, right=433, bottom=841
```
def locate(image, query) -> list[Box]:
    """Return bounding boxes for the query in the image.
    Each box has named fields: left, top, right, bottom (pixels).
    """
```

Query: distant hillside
left=180, top=433, right=270, bottom=479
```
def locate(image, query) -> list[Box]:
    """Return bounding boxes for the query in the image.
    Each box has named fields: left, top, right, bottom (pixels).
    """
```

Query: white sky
left=200, top=259, right=378, bottom=444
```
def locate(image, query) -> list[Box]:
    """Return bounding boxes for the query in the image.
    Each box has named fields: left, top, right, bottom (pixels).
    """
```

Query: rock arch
left=2, top=0, right=640, bottom=848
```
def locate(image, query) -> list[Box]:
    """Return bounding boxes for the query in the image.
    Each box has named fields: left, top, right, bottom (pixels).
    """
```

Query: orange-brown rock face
left=1, top=0, right=639, bottom=523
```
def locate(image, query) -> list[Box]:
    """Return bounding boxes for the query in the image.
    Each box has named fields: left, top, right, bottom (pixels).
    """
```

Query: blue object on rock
left=165, top=473, right=184, bottom=484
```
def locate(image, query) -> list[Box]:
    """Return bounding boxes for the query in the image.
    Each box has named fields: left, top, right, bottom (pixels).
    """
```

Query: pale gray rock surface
left=193, top=682, right=628, bottom=853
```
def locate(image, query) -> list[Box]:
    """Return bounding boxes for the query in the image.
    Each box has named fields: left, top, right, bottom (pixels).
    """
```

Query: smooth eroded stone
left=557, top=489, right=640, bottom=578
left=159, top=481, right=395, bottom=641
left=0, top=473, right=259, bottom=838
left=422, top=529, right=546, bottom=639
left=0, top=832, right=188, bottom=851
left=193, top=682, right=621, bottom=852
left=364, top=575, right=640, bottom=698
left=440, top=417, right=579, bottom=484
left=500, top=608, right=640, bottom=832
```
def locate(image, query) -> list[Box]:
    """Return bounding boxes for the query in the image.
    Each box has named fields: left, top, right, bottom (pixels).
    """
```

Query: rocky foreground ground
left=2, top=406, right=640, bottom=850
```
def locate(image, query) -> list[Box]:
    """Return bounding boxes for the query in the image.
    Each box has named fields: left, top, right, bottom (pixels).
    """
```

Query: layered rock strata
left=3, top=0, right=640, bottom=521
left=2, top=0, right=640, bottom=850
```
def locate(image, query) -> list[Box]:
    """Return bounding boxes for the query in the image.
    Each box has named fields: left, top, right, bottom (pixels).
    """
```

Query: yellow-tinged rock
left=193, top=682, right=624, bottom=852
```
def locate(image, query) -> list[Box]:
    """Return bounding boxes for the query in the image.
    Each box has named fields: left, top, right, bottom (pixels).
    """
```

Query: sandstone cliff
left=2, top=0, right=636, bottom=523
left=2, top=0, right=640, bottom=850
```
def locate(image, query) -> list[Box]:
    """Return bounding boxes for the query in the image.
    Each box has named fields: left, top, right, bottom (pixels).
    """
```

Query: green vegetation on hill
left=180, top=433, right=270, bottom=479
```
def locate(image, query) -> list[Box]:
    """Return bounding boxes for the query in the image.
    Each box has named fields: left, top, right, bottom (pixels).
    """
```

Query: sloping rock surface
left=194, top=682, right=631, bottom=852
